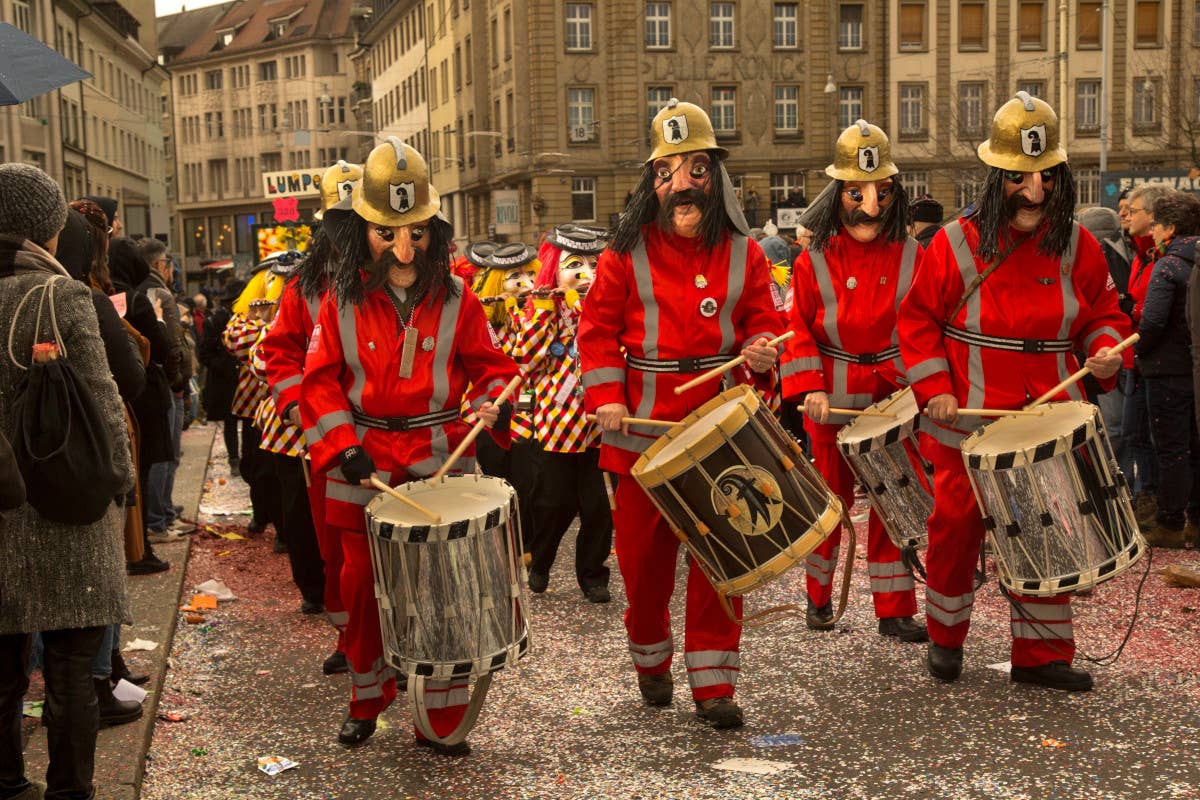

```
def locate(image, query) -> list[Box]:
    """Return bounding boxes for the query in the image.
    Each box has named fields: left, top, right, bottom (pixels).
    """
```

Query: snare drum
left=960, top=401, right=1145, bottom=596
left=836, top=387, right=934, bottom=551
left=631, top=385, right=842, bottom=605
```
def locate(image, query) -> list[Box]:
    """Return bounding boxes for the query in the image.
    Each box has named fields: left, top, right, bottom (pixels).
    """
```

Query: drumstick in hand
left=1026, top=332, right=1139, bottom=410
left=954, top=408, right=1045, bottom=417
left=585, top=414, right=677, bottom=428
left=673, top=332, right=796, bottom=395
left=432, top=374, right=524, bottom=481
left=370, top=476, right=441, bottom=524
left=827, top=407, right=896, bottom=418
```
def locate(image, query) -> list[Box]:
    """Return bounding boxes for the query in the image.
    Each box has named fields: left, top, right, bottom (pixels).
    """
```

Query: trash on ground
left=749, top=733, right=806, bottom=747
left=123, top=638, right=158, bottom=652
left=1160, top=564, right=1200, bottom=588
left=257, top=755, right=300, bottom=776
left=112, top=679, right=148, bottom=703
left=194, top=579, right=237, bottom=600
left=712, top=757, right=794, bottom=775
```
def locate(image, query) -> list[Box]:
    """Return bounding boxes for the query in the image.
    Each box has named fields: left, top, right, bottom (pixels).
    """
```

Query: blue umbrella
left=0, top=22, right=91, bottom=106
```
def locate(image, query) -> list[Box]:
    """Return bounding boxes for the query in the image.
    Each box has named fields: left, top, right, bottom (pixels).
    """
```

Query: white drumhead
left=964, top=401, right=1094, bottom=458
left=644, top=396, right=744, bottom=468
left=838, top=388, right=918, bottom=446
left=369, top=474, right=513, bottom=527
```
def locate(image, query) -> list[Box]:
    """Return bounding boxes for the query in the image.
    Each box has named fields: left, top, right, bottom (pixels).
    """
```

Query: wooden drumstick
left=432, top=374, right=524, bottom=481
left=672, top=331, right=796, bottom=395
left=370, top=476, right=441, bottom=523
left=585, top=414, right=678, bottom=428
left=1026, top=333, right=1139, bottom=410
left=954, top=408, right=1045, bottom=417
left=827, top=407, right=896, bottom=418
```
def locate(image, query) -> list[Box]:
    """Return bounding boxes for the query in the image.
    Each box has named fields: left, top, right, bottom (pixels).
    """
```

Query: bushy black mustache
left=656, top=189, right=708, bottom=230
left=843, top=209, right=883, bottom=227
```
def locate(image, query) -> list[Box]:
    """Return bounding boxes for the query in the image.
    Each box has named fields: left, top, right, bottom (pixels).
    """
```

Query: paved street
left=28, top=424, right=1200, bottom=799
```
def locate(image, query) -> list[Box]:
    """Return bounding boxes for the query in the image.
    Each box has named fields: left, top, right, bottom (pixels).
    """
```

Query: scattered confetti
left=1041, top=738, right=1067, bottom=748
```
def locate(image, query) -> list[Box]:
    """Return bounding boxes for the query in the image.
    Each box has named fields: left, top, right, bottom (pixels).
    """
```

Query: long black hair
left=296, top=224, right=334, bottom=301
left=611, top=150, right=733, bottom=254
left=967, top=163, right=1076, bottom=262
left=324, top=211, right=459, bottom=307
left=805, top=177, right=912, bottom=252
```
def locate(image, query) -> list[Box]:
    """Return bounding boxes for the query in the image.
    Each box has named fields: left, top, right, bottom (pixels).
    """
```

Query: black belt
left=625, top=353, right=732, bottom=374
left=943, top=325, right=1073, bottom=354
left=352, top=408, right=460, bottom=432
left=816, top=342, right=900, bottom=365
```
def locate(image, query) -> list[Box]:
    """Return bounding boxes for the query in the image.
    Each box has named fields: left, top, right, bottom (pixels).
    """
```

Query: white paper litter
left=986, top=661, right=1013, bottom=673
left=112, top=679, right=148, bottom=703
left=712, top=757, right=794, bottom=775
left=123, top=638, right=158, bottom=652
left=257, top=755, right=299, bottom=776
left=193, top=578, right=237, bottom=601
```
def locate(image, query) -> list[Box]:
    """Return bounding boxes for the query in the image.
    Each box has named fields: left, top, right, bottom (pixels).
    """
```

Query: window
left=1135, top=1, right=1161, bottom=46
left=907, top=170, right=929, bottom=199
left=504, top=7, right=512, bottom=60
left=1076, top=167, right=1100, bottom=205
left=1017, top=80, right=1044, bottom=97
left=710, top=3, right=735, bottom=48
left=1193, top=77, right=1200, bottom=122
left=258, top=61, right=278, bottom=81
left=204, top=69, right=223, bottom=90
left=958, top=82, right=985, bottom=137
left=1018, top=0, right=1045, bottom=48
left=1133, top=77, right=1159, bottom=128
left=430, top=66, right=438, bottom=109
left=899, top=83, right=925, bottom=136
left=647, top=86, right=673, bottom=128
left=1077, top=1, right=1100, bottom=47
left=491, top=17, right=499, bottom=66
left=1195, top=0, right=1200, bottom=46
left=267, top=18, right=288, bottom=39
left=506, top=91, right=515, bottom=150
left=567, top=88, right=596, bottom=142
left=566, top=3, right=593, bottom=50
left=774, top=3, right=799, bottom=48
left=770, top=172, right=806, bottom=209
left=646, top=2, right=672, bottom=48
left=774, top=85, right=799, bottom=134
left=12, top=0, right=33, bottom=33
left=838, top=86, right=863, bottom=130
left=711, top=87, right=737, bottom=133
left=1076, top=79, right=1100, bottom=132
left=465, top=36, right=473, bottom=83
left=839, top=4, right=863, bottom=49
left=956, top=173, right=985, bottom=209
left=454, top=46, right=462, bottom=90
left=571, top=177, right=596, bottom=221
left=899, top=1, right=926, bottom=49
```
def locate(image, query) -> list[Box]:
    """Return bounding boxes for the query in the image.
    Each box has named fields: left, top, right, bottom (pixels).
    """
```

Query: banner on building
left=776, top=207, right=807, bottom=230
left=262, top=169, right=324, bottom=198
left=1100, top=169, right=1200, bottom=209
left=492, top=190, right=521, bottom=235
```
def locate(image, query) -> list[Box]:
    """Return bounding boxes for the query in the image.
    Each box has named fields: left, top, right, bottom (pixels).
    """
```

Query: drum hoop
left=835, top=387, right=918, bottom=452
left=962, top=402, right=1097, bottom=471
left=631, top=384, right=759, bottom=486
left=994, top=534, right=1145, bottom=596
left=365, top=474, right=514, bottom=542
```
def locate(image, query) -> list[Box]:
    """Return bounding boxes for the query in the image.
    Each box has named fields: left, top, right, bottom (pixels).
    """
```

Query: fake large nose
left=391, top=228, right=415, bottom=264
left=1023, top=172, right=1045, bottom=205
left=670, top=163, right=696, bottom=194
left=858, top=184, right=880, bottom=217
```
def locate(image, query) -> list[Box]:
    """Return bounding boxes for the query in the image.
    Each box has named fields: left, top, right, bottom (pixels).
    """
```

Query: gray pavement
left=27, top=424, right=1200, bottom=799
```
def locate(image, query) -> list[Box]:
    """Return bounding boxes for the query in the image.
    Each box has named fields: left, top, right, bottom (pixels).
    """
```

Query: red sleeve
left=780, top=251, right=826, bottom=400
left=577, top=249, right=631, bottom=411
left=898, top=228, right=957, bottom=407
left=298, top=297, right=360, bottom=473
left=456, top=287, right=521, bottom=448
left=261, top=282, right=311, bottom=417
left=734, top=238, right=786, bottom=393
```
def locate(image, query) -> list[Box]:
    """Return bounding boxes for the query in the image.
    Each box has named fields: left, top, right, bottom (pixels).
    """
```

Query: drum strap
left=625, top=353, right=732, bottom=373
left=351, top=407, right=460, bottom=432
left=942, top=325, right=1073, bottom=354
left=816, top=342, right=901, bottom=365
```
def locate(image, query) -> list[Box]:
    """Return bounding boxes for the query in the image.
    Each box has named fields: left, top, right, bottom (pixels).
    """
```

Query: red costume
left=578, top=224, right=783, bottom=701
left=300, top=276, right=518, bottom=734
left=898, top=217, right=1128, bottom=667
left=781, top=233, right=922, bottom=618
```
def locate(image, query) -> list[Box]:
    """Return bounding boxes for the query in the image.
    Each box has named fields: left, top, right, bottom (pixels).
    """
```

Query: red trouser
left=306, top=469, right=345, bottom=654
left=614, top=480, right=741, bottom=701
left=334, top=524, right=469, bottom=734
left=921, top=435, right=1075, bottom=667
left=804, top=436, right=918, bottom=619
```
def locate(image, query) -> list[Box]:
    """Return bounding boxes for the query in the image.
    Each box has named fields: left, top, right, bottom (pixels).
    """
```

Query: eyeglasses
left=1129, top=205, right=1147, bottom=214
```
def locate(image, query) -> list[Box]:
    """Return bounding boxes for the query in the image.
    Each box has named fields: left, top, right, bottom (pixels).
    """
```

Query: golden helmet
left=647, top=98, right=728, bottom=163
left=314, top=160, right=362, bottom=221
left=826, top=120, right=898, bottom=182
left=977, top=92, right=1068, bottom=173
left=352, top=137, right=440, bottom=227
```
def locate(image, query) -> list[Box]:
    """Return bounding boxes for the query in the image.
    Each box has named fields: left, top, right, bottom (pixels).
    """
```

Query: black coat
left=1135, top=236, right=1198, bottom=378
left=198, top=305, right=239, bottom=420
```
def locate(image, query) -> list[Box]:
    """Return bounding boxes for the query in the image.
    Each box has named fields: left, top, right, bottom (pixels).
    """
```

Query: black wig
left=967, top=162, right=1077, bottom=262
left=325, top=211, right=459, bottom=307
left=805, top=177, right=912, bottom=253
left=296, top=225, right=334, bottom=301
left=611, top=151, right=734, bottom=254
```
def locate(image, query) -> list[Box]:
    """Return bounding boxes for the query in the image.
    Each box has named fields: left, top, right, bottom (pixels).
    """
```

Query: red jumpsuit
left=781, top=233, right=922, bottom=618
left=578, top=225, right=784, bottom=701
left=259, top=281, right=346, bottom=655
left=300, top=276, right=518, bottom=732
left=898, top=218, right=1128, bottom=668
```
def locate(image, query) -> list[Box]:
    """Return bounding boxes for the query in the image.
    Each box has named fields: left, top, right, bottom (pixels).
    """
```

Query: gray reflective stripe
left=582, top=367, right=626, bottom=388
left=871, top=575, right=916, bottom=593
left=336, top=304, right=367, bottom=410
left=422, top=681, right=471, bottom=708
left=922, top=419, right=968, bottom=449
left=353, top=682, right=383, bottom=700
left=351, top=658, right=388, bottom=687
left=1056, top=232, right=1084, bottom=401
left=1084, top=326, right=1122, bottom=352
left=781, top=357, right=822, bottom=377
left=307, top=410, right=355, bottom=446
left=1060, top=221, right=1080, bottom=275
left=808, top=247, right=869, bottom=404
left=688, top=668, right=739, bottom=689
left=893, top=237, right=920, bottom=373
left=742, top=331, right=779, bottom=349
left=604, top=240, right=660, bottom=452
left=1013, top=601, right=1073, bottom=621
left=326, top=480, right=381, bottom=506
left=868, top=560, right=915, bottom=593
left=907, top=357, right=949, bottom=383
left=945, top=221, right=986, bottom=409
left=868, top=561, right=909, bottom=577
left=719, top=235, right=748, bottom=353
left=273, top=374, right=302, bottom=397
left=684, top=649, right=741, bottom=670
left=925, top=586, right=974, bottom=626
left=1012, top=620, right=1074, bottom=640
left=329, top=468, right=393, bottom=484
left=427, top=278, right=464, bottom=471
left=629, top=637, right=672, bottom=668
left=804, top=548, right=838, bottom=584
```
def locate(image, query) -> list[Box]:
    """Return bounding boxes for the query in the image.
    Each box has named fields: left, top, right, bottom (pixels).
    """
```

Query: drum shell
left=632, top=386, right=842, bottom=597
left=365, top=476, right=530, bottom=680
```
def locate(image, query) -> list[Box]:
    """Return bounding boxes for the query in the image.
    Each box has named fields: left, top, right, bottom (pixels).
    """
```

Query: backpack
left=7, top=277, right=123, bottom=525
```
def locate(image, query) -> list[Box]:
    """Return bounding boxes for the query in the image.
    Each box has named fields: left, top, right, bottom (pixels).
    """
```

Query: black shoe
left=806, top=600, right=833, bottom=630
left=416, top=736, right=471, bottom=756
left=637, top=672, right=673, bottom=706
left=583, top=585, right=611, bottom=604
left=527, top=570, right=548, bottom=594
left=247, top=518, right=267, bottom=535
left=127, top=554, right=170, bottom=575
left=94, top=677, right=143, bottom=727
left=173, top=504, right=184, bottom=518
left=1011, top=661, right=1093, bottom=692
left=322, top=650, right=349, bottom=675
left=927, top=644, right=964, bottom=682
left=228, top=456, right=240, bottom=474
left=273, top=536, right=288, bottom=554
left=111, top=650, right=150, bottom=686
left=337, top=716, right=377, bottom=746
left=878, top=616, right=930, bottom=643
left=301, top=599, right=324, bottom=615
left=695, top=696, right=745, bottom=729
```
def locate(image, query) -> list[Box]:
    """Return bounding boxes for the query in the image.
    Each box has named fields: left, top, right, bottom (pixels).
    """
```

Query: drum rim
left=365, top=473, right=515, bottom=540
left=835, top=387, right=919, bottom=452
left=631, top=384, right=759, bottom=486
left=960, top=401, right=1097, bottom=469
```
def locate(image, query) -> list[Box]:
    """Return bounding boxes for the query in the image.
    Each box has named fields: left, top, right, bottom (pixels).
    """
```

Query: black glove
left=339, top=446, right=375, bottom=484
left=493, top=400, right=513, bottom=430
